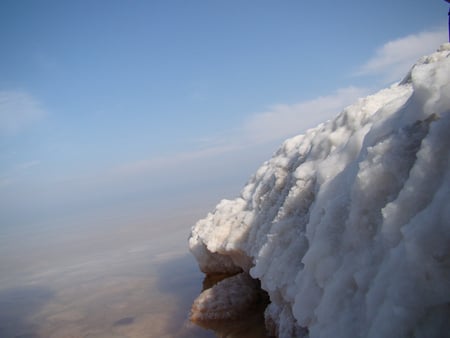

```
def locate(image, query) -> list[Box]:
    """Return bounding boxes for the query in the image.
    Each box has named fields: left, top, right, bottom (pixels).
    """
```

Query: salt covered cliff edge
left=189, top=44, right=450, bottom=337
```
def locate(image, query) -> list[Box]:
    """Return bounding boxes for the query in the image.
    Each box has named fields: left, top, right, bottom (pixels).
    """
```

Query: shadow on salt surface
left=0, top=286, right=54, bottom=338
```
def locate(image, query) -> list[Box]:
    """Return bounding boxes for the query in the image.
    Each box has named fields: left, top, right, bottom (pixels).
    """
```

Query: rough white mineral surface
left=189, top=44, right=450, bottom=337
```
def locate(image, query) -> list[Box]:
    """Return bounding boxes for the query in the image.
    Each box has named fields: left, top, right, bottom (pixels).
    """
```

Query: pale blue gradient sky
left=0, top=0, right=448, bottom=229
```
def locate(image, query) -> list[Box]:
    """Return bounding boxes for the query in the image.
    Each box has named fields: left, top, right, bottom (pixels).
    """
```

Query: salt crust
left=190, top=44, right=450, bottom=337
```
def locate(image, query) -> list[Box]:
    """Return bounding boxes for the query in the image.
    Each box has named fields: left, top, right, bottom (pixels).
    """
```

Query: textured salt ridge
left=189, top=44, right=450, bottom=337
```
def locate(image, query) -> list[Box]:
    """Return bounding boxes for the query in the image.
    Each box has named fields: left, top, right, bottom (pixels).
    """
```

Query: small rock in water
left=113, top=316, right=134, bottom=326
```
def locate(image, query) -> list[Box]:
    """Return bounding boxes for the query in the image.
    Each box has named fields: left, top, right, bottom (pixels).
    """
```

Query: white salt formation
left=189, top=44, right=450, bottom=337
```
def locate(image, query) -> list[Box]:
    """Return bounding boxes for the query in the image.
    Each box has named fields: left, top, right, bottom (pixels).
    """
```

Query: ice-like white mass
left=189, top=44, right=450, bottom=337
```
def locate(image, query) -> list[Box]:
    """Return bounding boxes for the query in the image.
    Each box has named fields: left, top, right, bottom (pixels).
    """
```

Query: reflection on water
left=0, top=207, right=274, bottom=338
left=0, top=286, right=53, bottom=337
left=190, top=272, right=272, bottom=338
left=0, top=213, right=215, bottom=338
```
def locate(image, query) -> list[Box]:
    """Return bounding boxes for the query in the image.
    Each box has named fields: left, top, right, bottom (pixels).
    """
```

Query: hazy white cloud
left=92, top=28, right=449, bottom=184
left=0, top=177, right=15, bottom=188
left=17, top=160, right=41, bottom=170
left=107, top=86, right=371, bottom=183
left=0, top=90, right=47, bottom=135
left=356, top=27, right=447, bottom=82
left=100, top=28, right=450, bottom=184
left=111, top=144, right=240, bottom=178
left=104, top=86, right=370, bottom=187
left=242, top=86, right=369, bottom=144
left=0, top=160, right=42, bottom=190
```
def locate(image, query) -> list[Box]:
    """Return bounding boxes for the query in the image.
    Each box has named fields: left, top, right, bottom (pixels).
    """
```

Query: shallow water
left=0, top=210, right=217, bottom=338
left=0, top=206, right=271, bottom=338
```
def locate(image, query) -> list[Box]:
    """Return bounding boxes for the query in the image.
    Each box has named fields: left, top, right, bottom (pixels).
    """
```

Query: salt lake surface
left=0, top=207, right=217, bottom=338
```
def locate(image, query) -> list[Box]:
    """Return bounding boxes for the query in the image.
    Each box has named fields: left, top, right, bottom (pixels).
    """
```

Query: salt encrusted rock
left=190, top=272, right=263, bottom=322
left=190, top=44, right=450, bottom=337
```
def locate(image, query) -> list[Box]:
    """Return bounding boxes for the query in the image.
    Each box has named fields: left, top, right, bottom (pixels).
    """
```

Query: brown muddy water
left=0, top=209, right=269, bottom=338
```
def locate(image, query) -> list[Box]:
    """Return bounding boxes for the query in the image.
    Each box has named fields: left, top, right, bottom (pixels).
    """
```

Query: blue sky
left=0, top=0, right=448, bottom=229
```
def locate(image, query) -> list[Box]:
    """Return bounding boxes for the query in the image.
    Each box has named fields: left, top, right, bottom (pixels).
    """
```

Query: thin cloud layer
left=82, top=28, right=447, bottom=184
left=242, top=87, right=369, bottom=144
left=356, top=27, right=447, bottom=82
left=0, top=90, right=47, bottom=135
left=110, top=87, right=369, bottom=180
left=111, top=144, right=241, bottom=178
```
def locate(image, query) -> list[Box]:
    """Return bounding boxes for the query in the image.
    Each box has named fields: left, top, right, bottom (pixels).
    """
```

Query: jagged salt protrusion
left=190, top=44, right=450, bottom=337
